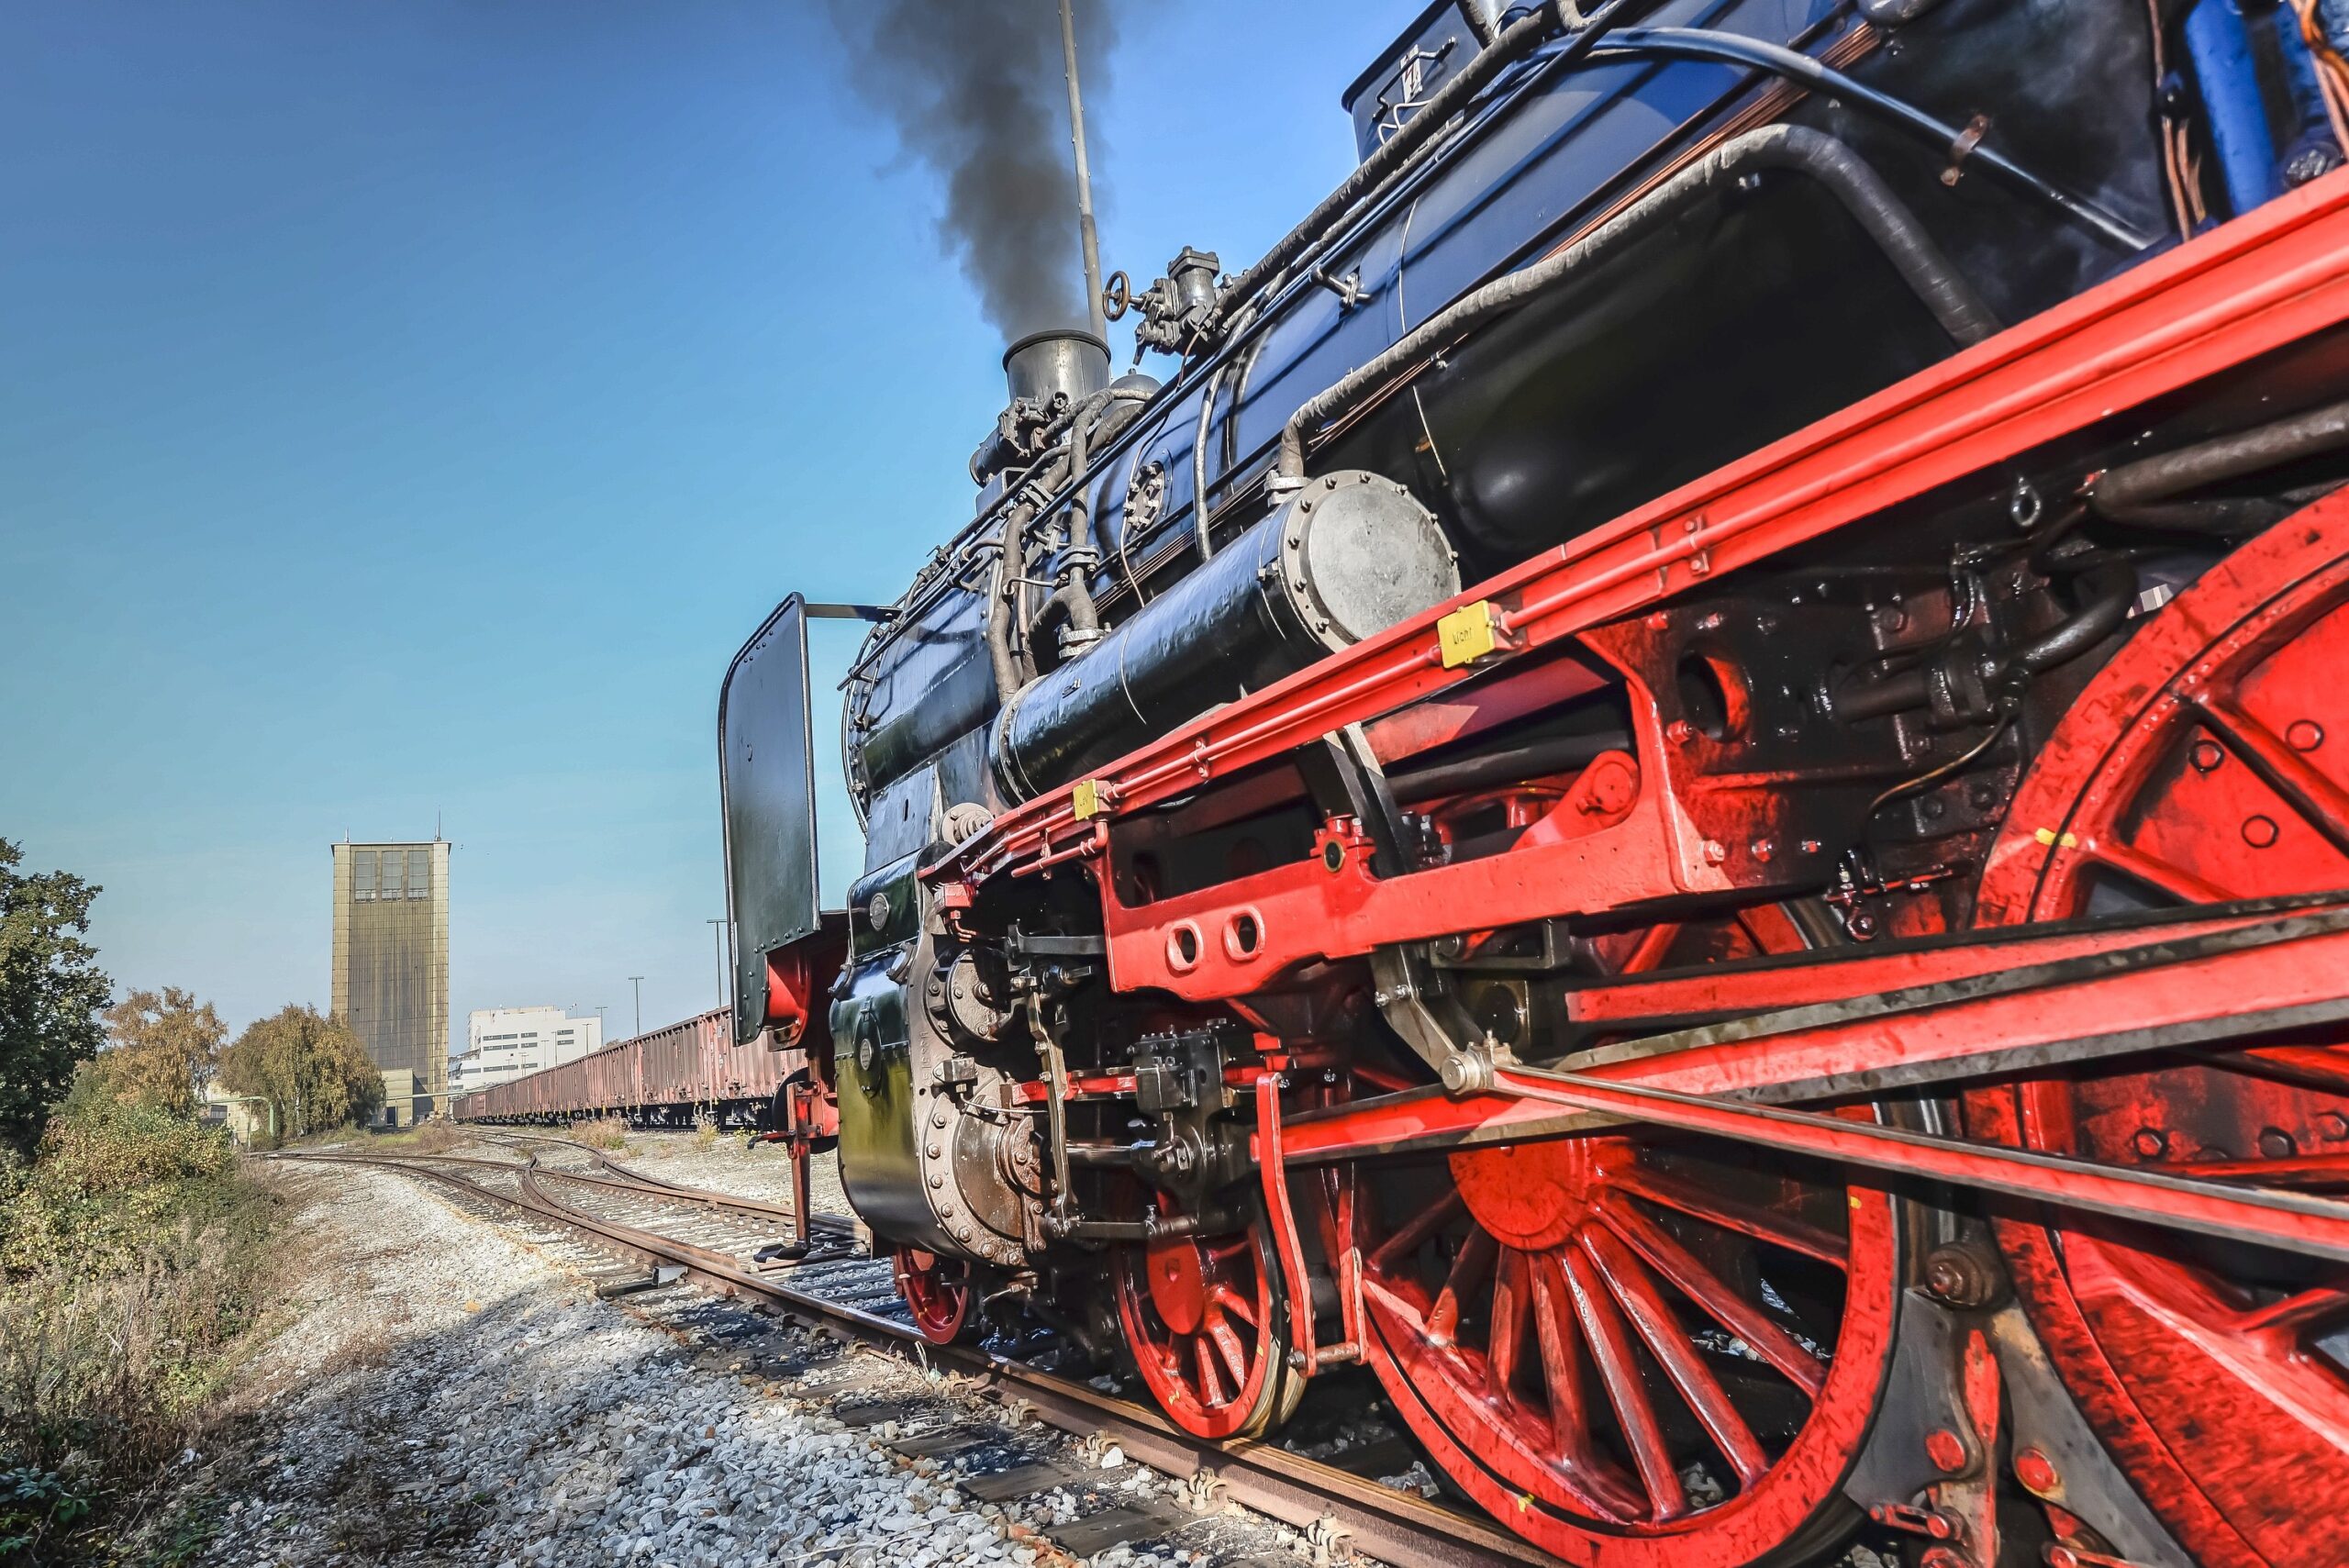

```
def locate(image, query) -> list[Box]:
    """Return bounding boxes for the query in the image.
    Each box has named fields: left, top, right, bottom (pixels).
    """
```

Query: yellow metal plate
left=1072, top=778, right=1105, bottom=820
left=1437, top=600, right=1500, bottom=669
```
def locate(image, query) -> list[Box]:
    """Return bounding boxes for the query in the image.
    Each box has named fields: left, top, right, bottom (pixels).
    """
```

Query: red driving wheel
left=895, top=1249, right=975, bottom=1345
left=1113, top=1198, right=1303, bottom=1440
left=1971, top=495, right=2349, bottom=1568
left=1351, top=910, right=1906, bottom=1567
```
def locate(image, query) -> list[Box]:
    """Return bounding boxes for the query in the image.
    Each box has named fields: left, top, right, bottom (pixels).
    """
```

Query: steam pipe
left=1276, top=126, right=2000, bottom=482
left=1831, top=563, right=2136, bottom=722
left=2009, top=564, right=2136, bottom=673
left=2087, top=396, right=2349, bottom=527
left=985, top=503, right=1034, bottom=704
left=1586, top=31, right=2158, bottom=250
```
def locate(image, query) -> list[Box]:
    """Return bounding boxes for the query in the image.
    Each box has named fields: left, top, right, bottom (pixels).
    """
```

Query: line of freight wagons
left=449, top=1007, right=807, bottom=1127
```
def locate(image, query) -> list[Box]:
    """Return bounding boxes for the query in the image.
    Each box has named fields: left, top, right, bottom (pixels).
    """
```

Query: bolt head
left=2132, top=1127, right=2168, bottom=1160
left=1925, top=1428, right=1970, bottom=1474
left=2014, top=1447, right=2061, bottom=1497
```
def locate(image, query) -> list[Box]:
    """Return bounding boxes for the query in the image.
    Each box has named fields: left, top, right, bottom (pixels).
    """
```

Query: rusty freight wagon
left=451, top=1007, right=818, bottom=1129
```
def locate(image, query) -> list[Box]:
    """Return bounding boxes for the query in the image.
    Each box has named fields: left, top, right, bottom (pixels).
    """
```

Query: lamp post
left=629, top=975, right=644, bottom=1039
left=707, top=918, right=731, bottom=1010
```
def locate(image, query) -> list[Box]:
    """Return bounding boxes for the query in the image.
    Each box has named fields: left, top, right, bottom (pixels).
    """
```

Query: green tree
left=0, top=839, right=110, bottom=1152
left=94, top=986, right=226, bottom=1118
left=217, top=1005, right=382, bottom=1141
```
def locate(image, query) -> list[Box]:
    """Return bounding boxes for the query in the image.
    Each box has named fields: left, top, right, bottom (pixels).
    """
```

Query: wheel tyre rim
left=1970, top=497, right=2349, bottom=1568
left=1113, top=1208, right=1294, bottom=1440
left=896, top=1250, right=972, bottom=1346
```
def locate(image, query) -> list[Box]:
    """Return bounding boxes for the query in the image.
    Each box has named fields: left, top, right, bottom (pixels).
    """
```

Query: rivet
left=2014, top=1448, right=2061, bottom=1497
left=2243, top=814, right=2280, bottom=848
left=2289, top=719, right=2326, bottom=751
left=2260, top=1127, right=2298, bottom=1160
left=1644, top=610, right=1670, bottom=630
left=1751, top=838, right=1775, bottom=863
left=1925, top=1429, right=1970, bottom=1474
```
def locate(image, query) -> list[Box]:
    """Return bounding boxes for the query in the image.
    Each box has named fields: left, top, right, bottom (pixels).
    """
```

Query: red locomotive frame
left=890, top=168, right=2349, bottom=1567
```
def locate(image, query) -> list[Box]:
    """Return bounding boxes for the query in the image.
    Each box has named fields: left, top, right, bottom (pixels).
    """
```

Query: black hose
left=1276, top=125, right=1999, bottom=480
left=1586, top=30, right=2158, bottom=251
left=1831, top=562, right=2135, bottom=722
left=2013, top=562, right=2136, bottom=673
left=2087, top=397, right=2349, bottom=529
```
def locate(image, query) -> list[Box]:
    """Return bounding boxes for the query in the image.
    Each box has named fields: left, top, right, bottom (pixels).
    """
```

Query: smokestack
left=824, top=0, right=1120, bottom=341
left=1003, top=328, right=1109, bottom=409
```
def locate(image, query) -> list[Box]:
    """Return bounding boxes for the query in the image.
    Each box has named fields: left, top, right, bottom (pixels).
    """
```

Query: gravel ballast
left=181, top=1156, right=1279, bottom=1568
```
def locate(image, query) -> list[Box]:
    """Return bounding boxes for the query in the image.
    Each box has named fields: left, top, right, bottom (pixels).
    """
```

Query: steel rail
left=283, top=1148, right=1535, bottom=1568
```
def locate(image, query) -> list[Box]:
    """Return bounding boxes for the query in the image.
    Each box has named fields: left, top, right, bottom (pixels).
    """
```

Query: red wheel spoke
left=1371, top=1188, right=1464, bottom=1272
left=1560, top=1245, right=1687, bottom=1520
left=1620, top=921, right=1685, bottom=974
left=1487, top=1244, right=1529, bottom=1404
left=1208, top=1281, right=1259, bottom=1327
left=1193, top=1335, right=1230, bottom=1407
left=1598, top=1196, right=1829, bottom=1398
left=1526, top=1250, right=1600, bottom=1469
left=1581, top=1225, right=1770, bottom=1486
left=1204, top=1309, right=1252, bottom=1387
left=1614, top=1165, right=1847, bottom=1267
left=2195, top=695, right=2349, bottom=853
left=2076, top=831, right=2235, bottom=904
left=2233, top=1284, right=2349, bottom=1337
left=1429, top=1226, right=1497, bottom=1346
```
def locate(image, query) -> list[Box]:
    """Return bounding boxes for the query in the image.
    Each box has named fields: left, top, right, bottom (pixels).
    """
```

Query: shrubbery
left=0, top=1071, right=281, bottom=1562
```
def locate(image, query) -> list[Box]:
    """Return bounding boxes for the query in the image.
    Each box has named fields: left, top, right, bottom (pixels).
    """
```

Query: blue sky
left=0, top=1, right=1428, bottom=1050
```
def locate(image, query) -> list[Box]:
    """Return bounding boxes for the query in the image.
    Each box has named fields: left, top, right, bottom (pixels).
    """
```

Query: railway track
left=280, top=1135, right=1536, bottom=1568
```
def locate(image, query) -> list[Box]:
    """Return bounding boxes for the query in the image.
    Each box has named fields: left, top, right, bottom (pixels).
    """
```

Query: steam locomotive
left=719, top=1, right=2349, bottom=1562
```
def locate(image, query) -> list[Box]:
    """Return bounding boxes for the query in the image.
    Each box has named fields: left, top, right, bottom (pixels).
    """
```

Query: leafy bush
left=0, top=1077, right=280, bottom=1553
left=1, top=1081, right=239, bottom=1278
left=0, top=1464, right=90, bottom=1561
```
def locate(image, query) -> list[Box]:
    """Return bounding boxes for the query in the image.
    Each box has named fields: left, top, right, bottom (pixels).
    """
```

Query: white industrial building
left=451, top=1006, right=603, bottom=1095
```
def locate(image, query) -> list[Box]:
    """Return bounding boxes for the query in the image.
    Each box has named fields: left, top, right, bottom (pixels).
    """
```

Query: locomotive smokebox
left=994, top=471, right=1460, bottom=798
left=1003, top=328, right=1109, bottom=409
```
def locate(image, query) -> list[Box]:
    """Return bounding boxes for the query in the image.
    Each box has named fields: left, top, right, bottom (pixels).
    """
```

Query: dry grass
left=693, top=1121, right=719, bottom=1150
left=369, top=1119, right=461, bottom=1154
left=571, top=1116, right=629, bottom=1151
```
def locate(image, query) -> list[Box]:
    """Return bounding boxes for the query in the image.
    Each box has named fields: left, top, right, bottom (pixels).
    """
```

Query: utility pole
left=1059, top=0, right=1107, bottom=344
left=629, top=976, right=644, bottom=1039
left=707, top=918, right=731, bottom=1010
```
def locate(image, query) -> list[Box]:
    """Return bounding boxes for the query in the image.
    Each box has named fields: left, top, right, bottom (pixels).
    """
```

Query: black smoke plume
left=824, top=0, right=1115, bottom=341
